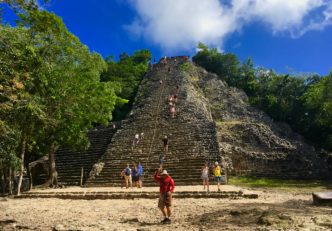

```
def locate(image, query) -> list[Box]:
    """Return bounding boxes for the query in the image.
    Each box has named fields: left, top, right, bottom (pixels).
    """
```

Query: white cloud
left=292, top=1, right=332, bottom=37
left=125, top=0, right=332, bottom=52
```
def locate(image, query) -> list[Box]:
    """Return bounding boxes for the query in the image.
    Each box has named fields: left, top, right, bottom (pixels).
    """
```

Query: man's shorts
left=158, top=192, right=172, bottom=208
left=201, top=175, right=209, bottom=181
left=124, top=175, right=132, bottom=184
left=215, top=176, right=222, bottom=182
left=132, top=175, right=138, bottom=182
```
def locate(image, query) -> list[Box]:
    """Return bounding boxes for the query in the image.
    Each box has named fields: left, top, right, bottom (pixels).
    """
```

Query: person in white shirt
left=201, top=161, right=210, bottom=193
left=132, top=133, right=139, bottom=150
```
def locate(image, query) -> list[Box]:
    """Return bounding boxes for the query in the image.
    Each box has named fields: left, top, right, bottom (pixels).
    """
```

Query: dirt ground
left=1, top=185, right=332, bottom=231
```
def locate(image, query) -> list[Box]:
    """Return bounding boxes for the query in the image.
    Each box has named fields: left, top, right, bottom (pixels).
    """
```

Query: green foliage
left=23, top=9, right=119, bottom=150
left=0, top=25, right=47, bottom=162
left=180, top=61, right=191, bottom=72
left=302, top=73, right=332, bottom=149
left=250, top=71, right=307, bottom=122
left=0, top=1, right=122, bottom=186
left=193, top=45, right=241, bottom=86
left=131, top=49, right=151, bottom=65
left=0, top=121, right=20, bottom=171
left=238, top=58, right=257, bottom=95
left=101, top=49, right=151, bottom=120
left=193, top=43, right=332, bottom=151
left=229, top=176, right=332, bottom=192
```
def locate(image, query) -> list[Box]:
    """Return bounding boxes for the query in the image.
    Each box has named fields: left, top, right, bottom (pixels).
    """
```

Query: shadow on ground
left=191, top=199, right=332, bottom=230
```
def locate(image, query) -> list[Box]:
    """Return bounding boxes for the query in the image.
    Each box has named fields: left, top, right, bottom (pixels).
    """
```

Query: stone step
left=53, top=126, right=117, bottom=186
left=15, top=191, right=258, bottom=200
left=89, top=175, right=225, bottom=183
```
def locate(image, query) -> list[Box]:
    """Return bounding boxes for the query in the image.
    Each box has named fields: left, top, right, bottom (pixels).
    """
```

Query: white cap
left=160, top=170, right=168, bottom=175
left=215, top=161, right=219, bottom=165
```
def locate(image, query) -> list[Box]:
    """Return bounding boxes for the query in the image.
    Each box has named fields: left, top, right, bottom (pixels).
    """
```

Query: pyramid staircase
left=86, top=58, right=220, bottom=186
left=55, top=125, right=117, bottom=186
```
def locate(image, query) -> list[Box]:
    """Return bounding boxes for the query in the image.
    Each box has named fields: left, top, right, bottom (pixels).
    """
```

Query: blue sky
left=2, top=0, right=332, bottom=75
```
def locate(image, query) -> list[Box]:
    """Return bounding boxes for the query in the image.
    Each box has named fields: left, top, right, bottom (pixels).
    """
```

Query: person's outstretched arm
left=154, top=170, right=161, bottom=182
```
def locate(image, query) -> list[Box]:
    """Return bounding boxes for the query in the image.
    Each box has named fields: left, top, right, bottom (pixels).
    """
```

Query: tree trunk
left=80, top=167, right=84, bottom=187
left=16, top=134, right=26, bottom=195
left=11, top=168, right=16, bottom=194
left=29, top=171, right=33, bottom=190
left=45, top=142, right=58, bottom=187
left=24, top=154, right=32, bottom=190
left=9, top=168, right=13, bottom=195
left=1, top=169, right=6, bottom=195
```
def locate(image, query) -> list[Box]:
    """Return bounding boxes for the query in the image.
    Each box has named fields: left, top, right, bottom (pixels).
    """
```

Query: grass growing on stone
left=180, top=61, right=192, bottom=72
left=229, top=176, right=332, bottom=192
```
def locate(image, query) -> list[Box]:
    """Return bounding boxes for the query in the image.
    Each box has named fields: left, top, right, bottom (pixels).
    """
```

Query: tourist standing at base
left=124, top=164, right=132, bottom=189
left=201, top=161, right=210, bottom=193
left=213, top=162, right=222, bottom=192
left=132, top=164, right=139, bottom=188
left=154, top=168, right=175, bottom=224
left=120, top=169, right=125, bottom=189
left=138, top=162, right=143, bottom=188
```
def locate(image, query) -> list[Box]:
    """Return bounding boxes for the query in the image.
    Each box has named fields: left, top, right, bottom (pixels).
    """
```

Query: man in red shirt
left=154, top=168, right=175, bottom=224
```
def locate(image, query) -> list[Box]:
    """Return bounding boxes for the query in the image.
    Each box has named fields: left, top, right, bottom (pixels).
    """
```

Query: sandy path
left=1, top=186, right=331, bottom=231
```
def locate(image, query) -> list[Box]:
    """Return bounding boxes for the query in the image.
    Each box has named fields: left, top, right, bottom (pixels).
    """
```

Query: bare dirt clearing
left=1, top=185, right=331, bottom=231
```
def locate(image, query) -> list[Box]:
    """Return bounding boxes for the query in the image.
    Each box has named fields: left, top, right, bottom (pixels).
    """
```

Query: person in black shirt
left=162, top=136, right=169, bottom=153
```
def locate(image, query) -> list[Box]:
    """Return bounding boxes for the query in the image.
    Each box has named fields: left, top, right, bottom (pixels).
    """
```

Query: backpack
left=125, top=167, right=131, bottom=176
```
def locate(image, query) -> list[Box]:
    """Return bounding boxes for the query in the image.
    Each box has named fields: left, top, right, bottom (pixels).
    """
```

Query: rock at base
left=312, top=192, right=332, bottom=206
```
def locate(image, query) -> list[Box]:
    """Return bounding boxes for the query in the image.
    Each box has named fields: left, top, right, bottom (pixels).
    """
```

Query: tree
left=1, top=2, right=122, bottom=191
left=302, top=72, right=332, bottom=149
left=239, top=58, right=257, bottom=95
left=0, top=25, right=49, bottom=194
left=101, top=49, right=151, bottom=120
left=192, top=43, right=240, bottom=85
left=0, top=121, right=20, bottom=195
left=19, top=9, right=120, bottom=187
left=132, top=49, right=152, bottom=65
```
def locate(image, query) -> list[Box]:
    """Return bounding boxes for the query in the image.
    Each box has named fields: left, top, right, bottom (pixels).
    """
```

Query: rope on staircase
left=145, top=65, right=168, bottom=173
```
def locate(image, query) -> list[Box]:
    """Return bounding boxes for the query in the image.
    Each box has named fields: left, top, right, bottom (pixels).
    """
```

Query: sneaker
left=161, top=218, right=168, bottom=224
left=218, top=188, right=221, bottom=192
left=164, top=218, right=171, bottom=224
